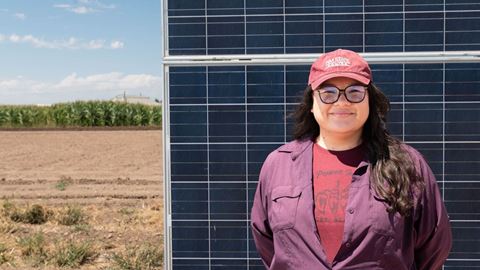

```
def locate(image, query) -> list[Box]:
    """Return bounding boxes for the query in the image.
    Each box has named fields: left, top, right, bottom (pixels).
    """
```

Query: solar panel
left=163, top=0, right=480, bottom=269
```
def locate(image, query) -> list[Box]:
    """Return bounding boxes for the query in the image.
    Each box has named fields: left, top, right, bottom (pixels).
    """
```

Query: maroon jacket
left=251, top=139, right=452, bottom=270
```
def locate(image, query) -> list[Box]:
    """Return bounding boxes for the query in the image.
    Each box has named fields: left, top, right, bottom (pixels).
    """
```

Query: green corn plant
left=0, top=108, right=11, bottom=126
left=152, top=106, right=162, bottom=126
left=119, top=104, right=133, bottom=126
left=104, top=102, right=118, bottom=126
left=51, top=103, right=73, bottom=127
left=9, top=108, right=23, bottom=126
left=21, top=107, right=36, bottom=127
left=132, top=106, right=143, bottom=126
left=78, top=102, right=93, bottom=126
left=0, top=101, right=161, bottom=128
left=92, top=102, right=106, bottom=126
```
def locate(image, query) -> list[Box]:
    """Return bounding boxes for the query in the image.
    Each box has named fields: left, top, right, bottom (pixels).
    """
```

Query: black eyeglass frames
left=314, top=85, right=367, bottom=104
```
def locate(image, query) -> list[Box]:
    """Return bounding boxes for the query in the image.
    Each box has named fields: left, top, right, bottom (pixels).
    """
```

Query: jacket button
left=345, top=242, right=351, bottom=248
left=348, top=209, right=354, bottom=214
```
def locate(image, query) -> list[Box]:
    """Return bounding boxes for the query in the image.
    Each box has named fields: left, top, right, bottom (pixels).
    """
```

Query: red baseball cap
left=308, top=49, right=372, bottom=90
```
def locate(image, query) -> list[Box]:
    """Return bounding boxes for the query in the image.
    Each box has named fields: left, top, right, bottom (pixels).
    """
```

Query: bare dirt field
left=0, top=130, right=163, bottom=269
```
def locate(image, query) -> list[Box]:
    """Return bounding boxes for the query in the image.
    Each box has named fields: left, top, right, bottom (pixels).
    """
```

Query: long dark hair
left=292, top=83, right=424, bottom=216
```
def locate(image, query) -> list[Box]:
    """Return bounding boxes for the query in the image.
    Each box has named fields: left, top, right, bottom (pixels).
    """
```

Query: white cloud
left=53, top=4, right=70, bottom=8
left=1, top=9, right=27, bottom=20
left=0, top=73, right=162, bottom=104
left=14, top=13, right=26, bottom=20
left=54, top=0, right=115, bottom=14
left=72, top=6, right=94, bottom=14
left=1, top=33, right=124, bottom=50
left=54, top=4, right=96, bottom=14
left=87, top=39, right=106, bottom=49
left=55, top=72, right=162, bottom=90
left=110, top=41, right=124, bottom=49
left=78, top=0, right=115, bottom=8
left=9, top=34, right=20, bottom=42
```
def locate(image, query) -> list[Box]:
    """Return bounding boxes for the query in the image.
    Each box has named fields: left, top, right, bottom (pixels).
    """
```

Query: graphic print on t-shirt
left=312, top=143, right=364, bottom=264
left=314, top=169, right=352, bottom=222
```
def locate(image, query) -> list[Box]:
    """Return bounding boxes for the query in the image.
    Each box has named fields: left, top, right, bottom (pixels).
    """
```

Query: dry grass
left=110, top=243, right=163, bottom=270
left=51, top=240, right=95, bottom=268
left=56, top=205, right=87, bottom=226
left=0, top=200, right=163, bottom=269
left=0, top=130, right=164, bottom=269
left=17, top=232, right=49, bottom=266
left=0, top=243, right=14, bottom=267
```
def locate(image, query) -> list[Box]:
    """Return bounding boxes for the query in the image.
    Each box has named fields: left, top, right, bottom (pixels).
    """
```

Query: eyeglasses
left=314, top=85, right=367, bottom=104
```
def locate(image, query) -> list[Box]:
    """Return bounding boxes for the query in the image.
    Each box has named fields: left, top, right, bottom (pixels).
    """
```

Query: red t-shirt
left=312, top=143, right=365, bottom=264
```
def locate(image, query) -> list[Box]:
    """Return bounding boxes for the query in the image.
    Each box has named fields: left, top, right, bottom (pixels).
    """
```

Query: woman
left=251, top=49, right=452, bottom=269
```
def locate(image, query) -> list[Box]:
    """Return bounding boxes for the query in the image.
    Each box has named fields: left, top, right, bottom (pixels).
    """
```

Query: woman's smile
left=329, top=111, right=355, bottom=117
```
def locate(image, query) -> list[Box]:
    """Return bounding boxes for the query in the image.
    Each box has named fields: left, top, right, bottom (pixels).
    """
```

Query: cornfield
left=0, top=101, right=161, bottom=128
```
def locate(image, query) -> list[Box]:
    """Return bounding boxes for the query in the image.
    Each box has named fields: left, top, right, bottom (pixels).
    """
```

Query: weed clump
left=17, top=232, right=48, bottom=266
left=110, top=243, right=163, bottom=270
left=10, top=204, right=50, bottom=224
left=55, top=181, right=66, bottom=191
left=1, top=200, right=15, bottom=217
left=0, top=243, right=14, bottom=266
left=57, top=205, right=87, bottom=226
left=51, top=241, right=94, bottom=268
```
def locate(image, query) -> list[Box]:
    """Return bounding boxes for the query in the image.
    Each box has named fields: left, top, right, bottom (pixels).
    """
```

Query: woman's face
left=311, top=77, right=369, bottom=140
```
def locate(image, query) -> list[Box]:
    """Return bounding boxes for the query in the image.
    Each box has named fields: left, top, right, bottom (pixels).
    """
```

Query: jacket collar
left=278, top=139, right=370, bottom=171
left=278, top=139, right=314, bottom=160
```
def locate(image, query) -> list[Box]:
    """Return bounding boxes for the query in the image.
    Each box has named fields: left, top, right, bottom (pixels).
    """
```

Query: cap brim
left=310, top=72, right=370, bottom=90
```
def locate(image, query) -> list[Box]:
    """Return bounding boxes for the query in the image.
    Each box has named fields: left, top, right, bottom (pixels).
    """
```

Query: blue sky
left=0, top=0, right=162, bottom=105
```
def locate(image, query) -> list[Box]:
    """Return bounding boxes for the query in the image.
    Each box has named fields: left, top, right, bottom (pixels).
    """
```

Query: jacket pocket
left=369, top=192, right=403, bottom=237
left=269, top=185, right=302, bottom=232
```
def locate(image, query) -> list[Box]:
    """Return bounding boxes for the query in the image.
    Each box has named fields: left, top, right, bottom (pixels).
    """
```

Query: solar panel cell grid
left=165, top=0, right=480, bottom=269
